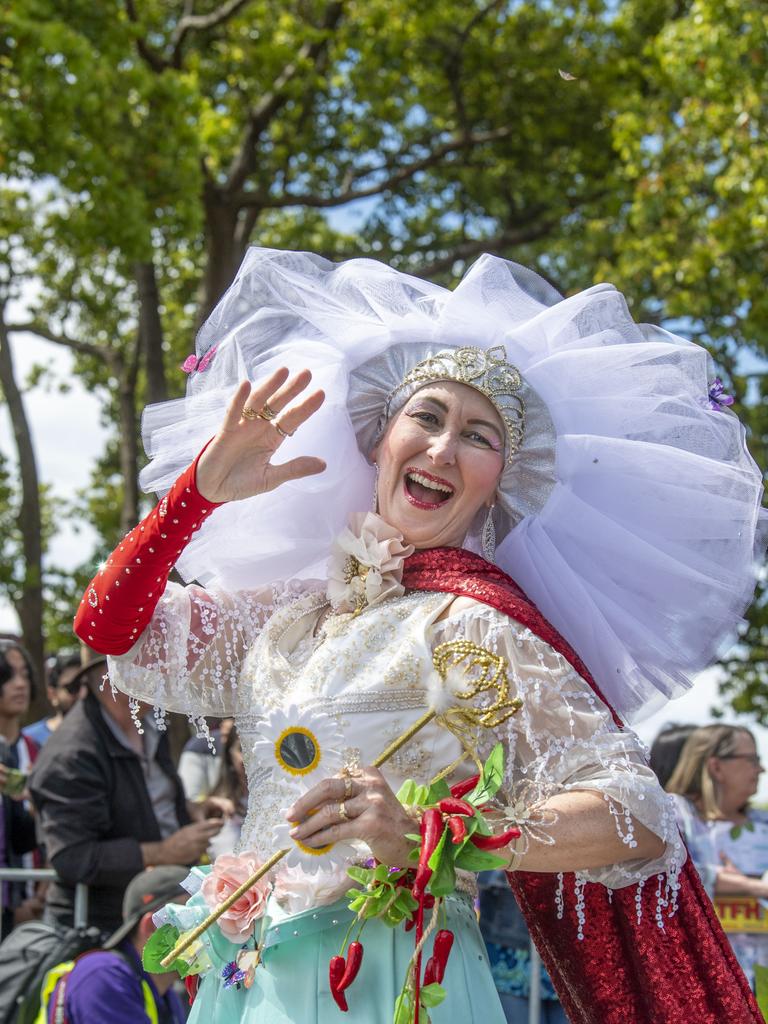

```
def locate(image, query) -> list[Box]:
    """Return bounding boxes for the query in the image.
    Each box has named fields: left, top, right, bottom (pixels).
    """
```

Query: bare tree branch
left=170, top=0, right=253, bottom=68
left=233, top=126, right=512, bottom=209
left=6, top=320, right=105, bottom=360
left=416, top=221, right=558, bottom=279
left=125, top=0, right=253, bottom=73
left=224, top=0, right=344, bottom=194
left=442, top=0, right=507, bottom=133
left=124, top=0, right=168, bottom=73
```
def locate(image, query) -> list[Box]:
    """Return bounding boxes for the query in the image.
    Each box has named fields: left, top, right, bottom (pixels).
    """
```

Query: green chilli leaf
left=454, top=843, right=508, bottom=871
left=347, top=865, right=371, bottom=884
left=142, top=923, right=188, bottom=976
left=420, top=983, right=446, bottom=1008
left=425, top=778, right=451, bottom=804
left=396, top=779, right=419, bottom=804
left=428, top=829, right=457, bottom=897
left=469, top=743, right=505, bottom=805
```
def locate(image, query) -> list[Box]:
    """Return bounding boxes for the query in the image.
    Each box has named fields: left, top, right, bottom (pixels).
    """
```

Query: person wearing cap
left=23, top=652, right=84, bottom=748
left=43, top=865, right=189, bottom=1024
left=72, top=251, right=765, bottom=1023
left=29, top=657, right=223, bottom=936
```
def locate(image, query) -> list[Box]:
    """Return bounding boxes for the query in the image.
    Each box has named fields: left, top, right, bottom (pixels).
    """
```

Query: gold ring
left=342, top=774, right=354, bottom=799
left=257, top=402, right=277, bottom=421
left=338, top=801, right=349, bottom=821
left=241, top=406, right=258, bottom=421
left=274, top=421, right=295, bottom=439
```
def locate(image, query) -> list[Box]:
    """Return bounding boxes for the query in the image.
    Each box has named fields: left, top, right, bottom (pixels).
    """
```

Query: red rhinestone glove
left=73, top=447, right=220, bottom=655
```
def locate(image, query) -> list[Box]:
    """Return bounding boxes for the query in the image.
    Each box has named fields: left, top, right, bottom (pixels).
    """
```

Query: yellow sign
left=715, top=897, right=768, bottom=934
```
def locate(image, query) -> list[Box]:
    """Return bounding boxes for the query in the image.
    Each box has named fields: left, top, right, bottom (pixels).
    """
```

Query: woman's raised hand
left=195, top=368, right=326, bottom=504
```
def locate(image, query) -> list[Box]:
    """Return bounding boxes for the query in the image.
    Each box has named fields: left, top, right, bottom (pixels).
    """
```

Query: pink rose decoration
left=201, top=852, right=270, bottom=942
left=181, top=354, right=199, bottom=373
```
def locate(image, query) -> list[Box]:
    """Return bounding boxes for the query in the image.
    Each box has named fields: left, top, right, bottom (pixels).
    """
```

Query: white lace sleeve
left=432, top=602, right=684, bottom=891
left=107, top=579, right=313, bottom=725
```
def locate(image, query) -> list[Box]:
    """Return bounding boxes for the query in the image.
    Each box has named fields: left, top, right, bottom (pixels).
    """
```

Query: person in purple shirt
left=47, top=865, right=190, bottom=1024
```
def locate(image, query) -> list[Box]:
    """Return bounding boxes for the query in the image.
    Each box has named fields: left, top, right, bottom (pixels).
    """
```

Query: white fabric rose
left=326, top=512, right=413, bottom=616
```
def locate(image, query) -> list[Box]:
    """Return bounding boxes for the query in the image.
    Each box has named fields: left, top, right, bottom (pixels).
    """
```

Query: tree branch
left=124, top=0, right=168, bottom=73
left=7, top=320, right=107, bottom=362
left=125, top=0, right=253, bottom=73
left=234, top=126, right=512, bottom=210
left=224, top=0, right=344, bottom=194
left=170, top=0, right=253, bottom=68
left=416, top=220, right=558, bottom=279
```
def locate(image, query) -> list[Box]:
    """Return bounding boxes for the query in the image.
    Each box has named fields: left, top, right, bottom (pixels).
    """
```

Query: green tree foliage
left=586, top=0, right=768, bottom=716
left=0, top=0, right=764, bottom=709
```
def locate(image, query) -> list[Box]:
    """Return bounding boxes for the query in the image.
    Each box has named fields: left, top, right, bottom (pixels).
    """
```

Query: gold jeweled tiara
left=386, top=345, right=525, bottom=461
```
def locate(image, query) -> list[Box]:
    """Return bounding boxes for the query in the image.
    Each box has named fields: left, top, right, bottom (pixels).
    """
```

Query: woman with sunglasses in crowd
left=668, top=724, right=768, bottom=991
left=22, top=652, right=83, bottom=748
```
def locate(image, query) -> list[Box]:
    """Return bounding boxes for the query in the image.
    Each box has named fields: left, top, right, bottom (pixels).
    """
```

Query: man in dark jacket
left=29, top=659, right=222, bottom=936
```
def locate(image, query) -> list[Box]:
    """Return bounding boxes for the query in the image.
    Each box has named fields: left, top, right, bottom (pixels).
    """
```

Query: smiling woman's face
left=373, top=381, right=505, bottom=549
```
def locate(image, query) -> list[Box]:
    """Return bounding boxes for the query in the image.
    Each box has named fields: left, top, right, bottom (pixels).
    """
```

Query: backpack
left=0, top=920, right=101, bottom=1024
left=34, top=950, right=158, bottom=1024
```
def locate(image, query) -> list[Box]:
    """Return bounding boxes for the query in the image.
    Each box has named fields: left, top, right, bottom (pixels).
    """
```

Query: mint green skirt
left=187, top=893, right=507, bottom=1023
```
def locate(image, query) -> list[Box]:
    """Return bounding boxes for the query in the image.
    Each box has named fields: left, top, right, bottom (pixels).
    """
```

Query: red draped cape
left=403, top=547, right=761, bottom=1024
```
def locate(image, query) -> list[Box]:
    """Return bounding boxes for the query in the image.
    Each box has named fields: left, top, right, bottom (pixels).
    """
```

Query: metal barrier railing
left=528, top=940, right=542, bottom=1024
left=0, top=867, right=89, bottom=937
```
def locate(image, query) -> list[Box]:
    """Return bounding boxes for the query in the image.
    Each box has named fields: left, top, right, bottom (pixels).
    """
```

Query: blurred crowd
left=1, top=636, right=768, bottom=1021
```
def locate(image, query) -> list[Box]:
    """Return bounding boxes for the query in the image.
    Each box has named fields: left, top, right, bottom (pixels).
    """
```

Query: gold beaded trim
left=386, top=345, right=525, bottom=461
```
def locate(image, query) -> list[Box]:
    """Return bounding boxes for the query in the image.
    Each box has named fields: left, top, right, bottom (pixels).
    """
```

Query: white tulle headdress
left=140, top=248, right=765, bottom=722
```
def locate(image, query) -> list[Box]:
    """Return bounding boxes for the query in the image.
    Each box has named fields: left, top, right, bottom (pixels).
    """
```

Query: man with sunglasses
left=23, top=652, right=84, bottom=748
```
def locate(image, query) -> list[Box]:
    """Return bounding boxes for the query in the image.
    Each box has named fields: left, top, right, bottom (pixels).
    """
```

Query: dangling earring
left=482, top=504, right=496, bottom=563
left=372, top=463, right=379, bottom=513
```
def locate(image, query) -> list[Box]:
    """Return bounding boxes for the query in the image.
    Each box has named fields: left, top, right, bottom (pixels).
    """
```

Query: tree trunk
left=114, top=348, right=141, bottom=536
left=0, top=317, right=45, bottom=690
left=135, top=259, right=168, bottom=404
left=198, top=182, right=249, bottom=327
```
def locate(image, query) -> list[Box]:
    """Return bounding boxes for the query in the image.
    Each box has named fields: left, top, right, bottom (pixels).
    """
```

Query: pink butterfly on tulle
left=181, top=346, right=217, bottom=374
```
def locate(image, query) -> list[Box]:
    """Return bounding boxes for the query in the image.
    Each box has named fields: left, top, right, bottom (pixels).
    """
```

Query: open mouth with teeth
left=403, top=467, right=456, bottom=510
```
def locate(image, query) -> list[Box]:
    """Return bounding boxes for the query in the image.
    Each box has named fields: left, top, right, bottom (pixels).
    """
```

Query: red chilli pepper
left=412, top=807, right=443, bottom=899
left=471, top=826, right=522, bottom=850
left=447, top=815, right=467, bottom=845
left=438, top=797, right=474, bottom=817
left=329, top=955, right=348, bottom=1012
left=184, top=975, right=199, bottom=1006
left=450, top=774, right=479, bottom=799
left=423, top=956, right=439, bottom=987
left=432, top=929, right=454, bottom=982
left=338, top=941, right=364, bottom=991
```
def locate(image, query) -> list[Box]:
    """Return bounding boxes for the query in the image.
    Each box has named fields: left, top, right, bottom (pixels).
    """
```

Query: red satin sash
left=403, top=547, right=761, bottom=1024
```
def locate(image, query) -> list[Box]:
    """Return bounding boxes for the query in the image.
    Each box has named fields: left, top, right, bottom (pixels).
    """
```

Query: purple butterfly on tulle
left=221, top=960, right=247, bottom=989
left=707, top=377, right=735, bottom=411
left=181, top=346, right=217, bottom=374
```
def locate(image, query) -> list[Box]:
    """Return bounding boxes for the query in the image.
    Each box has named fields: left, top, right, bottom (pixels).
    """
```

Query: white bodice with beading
left=109, top=578, right=684, bottom=907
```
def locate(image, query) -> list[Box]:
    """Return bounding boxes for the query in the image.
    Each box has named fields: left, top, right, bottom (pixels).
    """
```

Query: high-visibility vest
left=35, top=953, right=159, bottom=1024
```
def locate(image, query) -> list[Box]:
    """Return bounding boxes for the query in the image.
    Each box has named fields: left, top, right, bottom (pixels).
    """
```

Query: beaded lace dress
left=108, top=569, right=682, bottom=911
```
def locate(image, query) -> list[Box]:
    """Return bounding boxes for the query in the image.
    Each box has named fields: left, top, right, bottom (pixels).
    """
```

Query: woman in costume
left=668, top=724, right=768, bottom=989
left=75, top=250, right=765, bottom=1023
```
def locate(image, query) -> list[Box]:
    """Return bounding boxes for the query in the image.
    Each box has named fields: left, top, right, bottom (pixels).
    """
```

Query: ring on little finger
left=241, top=405, right=258, bottom=421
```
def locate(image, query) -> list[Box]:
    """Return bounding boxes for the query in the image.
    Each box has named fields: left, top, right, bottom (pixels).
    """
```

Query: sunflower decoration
left=252, top=704, right=344, bottom=791
left=271, top=813, right=358, bottom=874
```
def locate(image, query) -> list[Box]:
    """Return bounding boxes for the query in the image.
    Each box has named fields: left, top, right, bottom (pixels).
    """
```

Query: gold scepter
left=160, top=640, right=521, bottom=968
